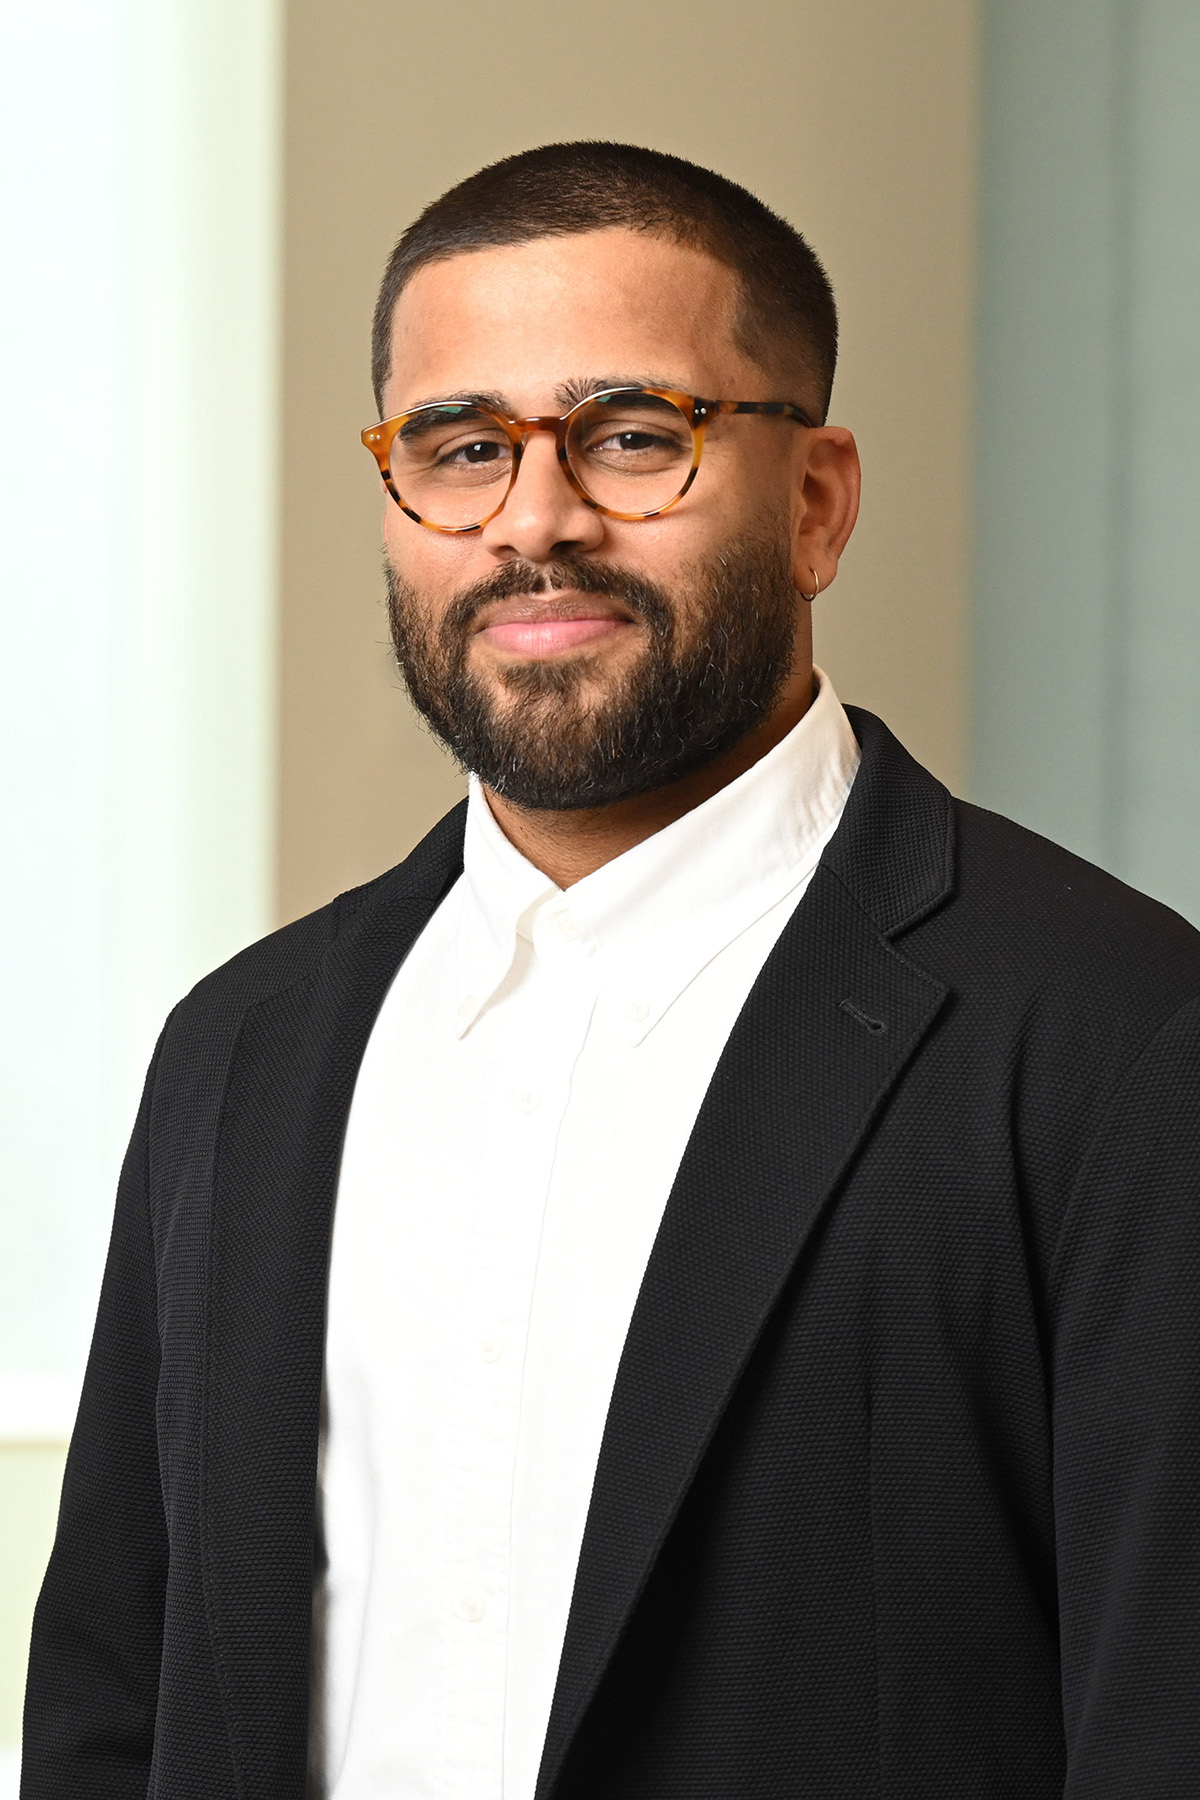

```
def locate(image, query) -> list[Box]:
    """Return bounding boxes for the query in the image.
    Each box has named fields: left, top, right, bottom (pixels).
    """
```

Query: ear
left=791, top=427, right=861, bottom=596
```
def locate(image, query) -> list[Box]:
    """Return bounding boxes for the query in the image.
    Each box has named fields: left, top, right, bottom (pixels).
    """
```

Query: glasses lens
left=566, top=391, right=695, bottom=515
left=387, top=404, right=513, bottom=527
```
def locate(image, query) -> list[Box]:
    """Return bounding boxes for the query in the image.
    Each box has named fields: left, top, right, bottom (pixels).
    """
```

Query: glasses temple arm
left=694, top=398, right=818, bottom=429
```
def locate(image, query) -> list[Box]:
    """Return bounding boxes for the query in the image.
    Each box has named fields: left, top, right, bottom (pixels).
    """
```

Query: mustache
left=423, top=557, right=677, bottom=640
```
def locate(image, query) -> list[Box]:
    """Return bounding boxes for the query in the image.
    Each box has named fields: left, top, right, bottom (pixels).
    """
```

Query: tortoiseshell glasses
left=361, top=386, right=816, bottom=533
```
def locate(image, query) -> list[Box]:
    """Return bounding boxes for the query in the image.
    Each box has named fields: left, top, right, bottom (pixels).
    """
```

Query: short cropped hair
left=371, top=141, right=838, bottom=421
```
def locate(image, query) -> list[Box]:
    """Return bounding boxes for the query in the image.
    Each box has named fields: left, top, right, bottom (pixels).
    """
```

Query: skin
left=380, top=226, right=861, bottom=888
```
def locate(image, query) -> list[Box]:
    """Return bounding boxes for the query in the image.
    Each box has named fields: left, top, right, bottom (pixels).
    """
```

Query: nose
left=478, top=428, right=606, bottom=563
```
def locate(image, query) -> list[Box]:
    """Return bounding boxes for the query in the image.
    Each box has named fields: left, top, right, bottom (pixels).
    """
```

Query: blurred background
left=1, top=0, right=1197, bottom=1779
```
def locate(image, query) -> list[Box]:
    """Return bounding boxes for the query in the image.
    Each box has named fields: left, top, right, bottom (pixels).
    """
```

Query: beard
left=385, top=529, right=800, bottom=811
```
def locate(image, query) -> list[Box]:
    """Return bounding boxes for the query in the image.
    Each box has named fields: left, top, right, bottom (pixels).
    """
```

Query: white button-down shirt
left=318, top=670, right=860, bottom=1800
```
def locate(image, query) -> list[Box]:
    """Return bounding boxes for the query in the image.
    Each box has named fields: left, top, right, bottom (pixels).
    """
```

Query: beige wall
left=278, top=0, right=978, bottom=924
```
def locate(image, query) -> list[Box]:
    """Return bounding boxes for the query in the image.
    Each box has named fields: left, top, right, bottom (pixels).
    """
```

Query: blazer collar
left=826, top=705, right=956, bottom=938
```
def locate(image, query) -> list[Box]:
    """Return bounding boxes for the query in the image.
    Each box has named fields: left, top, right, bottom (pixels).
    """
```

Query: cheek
left=709, top=420, right=796, bottom=500
left=383, top=507, right=466, bottom=591
left=646, top=494, right=748, bottom=593
left=382, top=500, right=419, bottom=569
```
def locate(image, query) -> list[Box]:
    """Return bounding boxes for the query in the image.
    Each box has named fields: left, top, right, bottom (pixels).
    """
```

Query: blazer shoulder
left=160, top=798, right=469, bottom=1059
left=942, top=797, right=1200, bottom=1016
left=176, top=870, right=373, bottom=1015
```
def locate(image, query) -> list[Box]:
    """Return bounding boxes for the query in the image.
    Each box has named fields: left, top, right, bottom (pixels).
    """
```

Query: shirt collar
left=452, top=667, right=860, bottom=1040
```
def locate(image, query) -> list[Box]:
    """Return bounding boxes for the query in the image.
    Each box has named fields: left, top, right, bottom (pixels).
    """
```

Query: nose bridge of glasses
left=509, top=413, right=572, bottom=451
left=504, top=416, right=577, bottom=490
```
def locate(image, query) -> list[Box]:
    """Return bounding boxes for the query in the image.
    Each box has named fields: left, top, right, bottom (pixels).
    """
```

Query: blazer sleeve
left=21, top=1029, right=171, bottom=1799
left=1049, top=992, right=1200, bottom=1795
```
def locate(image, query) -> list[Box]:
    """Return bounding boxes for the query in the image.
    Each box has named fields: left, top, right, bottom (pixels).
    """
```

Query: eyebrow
left=554, top=373, right=686, bottom=407
left=393, top=375, right=689, bottom=418
left=396, top=388, right=510, bottom=416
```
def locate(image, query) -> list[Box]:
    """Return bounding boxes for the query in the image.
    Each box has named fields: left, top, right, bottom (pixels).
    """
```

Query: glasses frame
left=361, top=385, right=817, bottom=533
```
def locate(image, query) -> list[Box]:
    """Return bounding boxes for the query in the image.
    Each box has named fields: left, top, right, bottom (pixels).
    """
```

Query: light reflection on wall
left=0, top=0, right=280, bottom=1438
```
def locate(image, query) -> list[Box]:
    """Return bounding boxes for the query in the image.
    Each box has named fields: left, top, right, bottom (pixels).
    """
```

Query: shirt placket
left=434, top=899, right=597, bottom=1798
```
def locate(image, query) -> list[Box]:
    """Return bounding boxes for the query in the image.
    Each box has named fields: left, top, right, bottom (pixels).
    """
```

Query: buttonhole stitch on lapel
left=839, top=998, right=888, bottom=1036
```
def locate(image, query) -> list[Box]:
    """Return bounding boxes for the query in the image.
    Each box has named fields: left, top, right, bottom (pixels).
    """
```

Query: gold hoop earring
left=802, top=566, right=821, bottom=601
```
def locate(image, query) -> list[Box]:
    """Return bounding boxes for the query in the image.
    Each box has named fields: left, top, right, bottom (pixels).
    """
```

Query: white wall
left=0, top=0, right=281, bottom=1419
left=0, top=0, right=281, bottom=1760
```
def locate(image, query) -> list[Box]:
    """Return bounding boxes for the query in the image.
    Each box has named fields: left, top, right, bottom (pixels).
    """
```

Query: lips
left=474, top=595, right=636, bottom=658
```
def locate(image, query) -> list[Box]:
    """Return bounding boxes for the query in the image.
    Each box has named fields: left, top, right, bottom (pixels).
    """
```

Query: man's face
left=380, top=227, right=823, bottom=810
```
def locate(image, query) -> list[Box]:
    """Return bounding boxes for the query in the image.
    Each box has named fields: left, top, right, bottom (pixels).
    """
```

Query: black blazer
left=23, top=709, right=1200, bottom=1799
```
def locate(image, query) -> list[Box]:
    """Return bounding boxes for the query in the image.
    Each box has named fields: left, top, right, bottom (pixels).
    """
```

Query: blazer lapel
left=537, top=712, right=955, bottom=1800
left=200, top=810, right=465, bottom=1798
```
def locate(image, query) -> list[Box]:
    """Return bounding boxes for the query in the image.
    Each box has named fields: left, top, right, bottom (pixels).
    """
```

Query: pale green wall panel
left=973, top=1, right=1200, bottom=922
left=1119, top=5, right=1200, bottom=916
left=973, top=2, right=1124, bottom=867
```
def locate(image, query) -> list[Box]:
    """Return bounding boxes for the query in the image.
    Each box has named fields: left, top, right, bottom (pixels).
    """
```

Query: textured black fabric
left=21, top=709, right=1200, bottom=1799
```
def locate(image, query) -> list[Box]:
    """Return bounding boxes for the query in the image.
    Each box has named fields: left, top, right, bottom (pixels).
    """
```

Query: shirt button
left=480, top=1336, right=503, bottom=1363
left=459, top=1593, right=486, bottom=1623
left=509, top=1087, right=542, bottom=1113
left=556, top=912, right=580, bottom=940
left=625, top=999, right=650, bottom=1023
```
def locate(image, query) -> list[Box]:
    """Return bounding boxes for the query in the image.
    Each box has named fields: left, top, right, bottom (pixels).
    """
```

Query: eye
left=577, top=415, right=692, bottom=471
left=598, top=428, right=667, bottom=453
left=441, top=437, right=506, bottom=467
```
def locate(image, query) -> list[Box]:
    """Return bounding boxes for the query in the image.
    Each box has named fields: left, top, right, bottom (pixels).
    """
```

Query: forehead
left=384, top=227, right=753, bottom=411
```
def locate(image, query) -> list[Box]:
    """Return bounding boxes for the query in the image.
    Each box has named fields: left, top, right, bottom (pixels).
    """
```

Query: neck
left=483, top=666, right=815, bottom=888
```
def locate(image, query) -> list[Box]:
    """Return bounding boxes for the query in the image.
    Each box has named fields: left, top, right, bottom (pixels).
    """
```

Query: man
left=23, top=142, right=1200, bottom=1799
